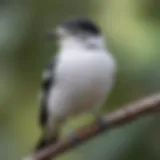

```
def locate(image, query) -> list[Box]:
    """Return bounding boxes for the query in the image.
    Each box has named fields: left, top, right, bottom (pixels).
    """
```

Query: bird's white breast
left=48, top=49, right=116, bottom=119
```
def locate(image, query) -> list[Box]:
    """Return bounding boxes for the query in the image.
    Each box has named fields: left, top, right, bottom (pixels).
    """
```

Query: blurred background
left=0, top=0, right=160, bottom=160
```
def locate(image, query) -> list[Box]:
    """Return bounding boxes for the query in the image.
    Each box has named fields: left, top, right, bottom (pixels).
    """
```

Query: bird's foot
left=95, top=116, right=107, bottom=130
left=67, top=130, right=80, bottom=145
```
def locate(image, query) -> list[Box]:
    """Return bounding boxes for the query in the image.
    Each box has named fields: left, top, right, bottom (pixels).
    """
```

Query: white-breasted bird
left=26, top=17, right=116, bottom=160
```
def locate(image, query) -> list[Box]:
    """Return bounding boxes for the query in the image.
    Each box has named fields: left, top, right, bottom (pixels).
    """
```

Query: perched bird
left=26, top=17, right=116, bottom=160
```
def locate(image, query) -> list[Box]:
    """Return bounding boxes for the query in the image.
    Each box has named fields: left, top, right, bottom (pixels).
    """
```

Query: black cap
left=61, top=18, right=100, bottom=35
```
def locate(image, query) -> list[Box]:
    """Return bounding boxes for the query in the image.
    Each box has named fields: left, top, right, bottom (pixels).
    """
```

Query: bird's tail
left=34, top=133, right=58, bottom=160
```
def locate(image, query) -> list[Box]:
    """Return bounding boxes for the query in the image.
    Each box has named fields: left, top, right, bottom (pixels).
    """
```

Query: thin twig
left=24, top=93, right=160, bottom=160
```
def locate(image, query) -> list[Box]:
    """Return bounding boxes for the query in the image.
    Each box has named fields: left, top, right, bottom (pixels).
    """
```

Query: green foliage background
left=0, top=0, right=160, bottom=160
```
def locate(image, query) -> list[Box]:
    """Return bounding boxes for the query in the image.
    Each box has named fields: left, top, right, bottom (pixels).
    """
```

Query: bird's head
left=49, top=18, right=105, bottom=50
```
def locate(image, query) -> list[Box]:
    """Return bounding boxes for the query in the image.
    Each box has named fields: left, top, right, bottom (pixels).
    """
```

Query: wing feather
left=39, top=56, right=57, bottom=127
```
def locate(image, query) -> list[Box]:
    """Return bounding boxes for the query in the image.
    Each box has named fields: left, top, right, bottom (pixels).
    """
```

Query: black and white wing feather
left=39, top=56, right=57, bottom=127
left=34, top=56, right=59, bottom=152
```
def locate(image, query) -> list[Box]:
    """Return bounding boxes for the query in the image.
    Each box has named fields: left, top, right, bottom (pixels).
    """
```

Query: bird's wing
left=39, top=56, right=58, bottom=127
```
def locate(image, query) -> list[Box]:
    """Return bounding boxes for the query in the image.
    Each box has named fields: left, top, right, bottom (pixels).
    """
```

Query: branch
left=24, top=93, right=160, bottom=160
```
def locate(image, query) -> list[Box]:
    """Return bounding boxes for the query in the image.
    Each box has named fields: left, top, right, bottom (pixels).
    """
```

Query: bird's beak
left=46, top=29, right=57, bottom=41
left=46, top=27, right=71, bottom=41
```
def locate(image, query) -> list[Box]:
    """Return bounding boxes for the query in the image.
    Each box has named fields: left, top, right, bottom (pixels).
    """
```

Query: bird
left=25, top=17, right=116, bottom=160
